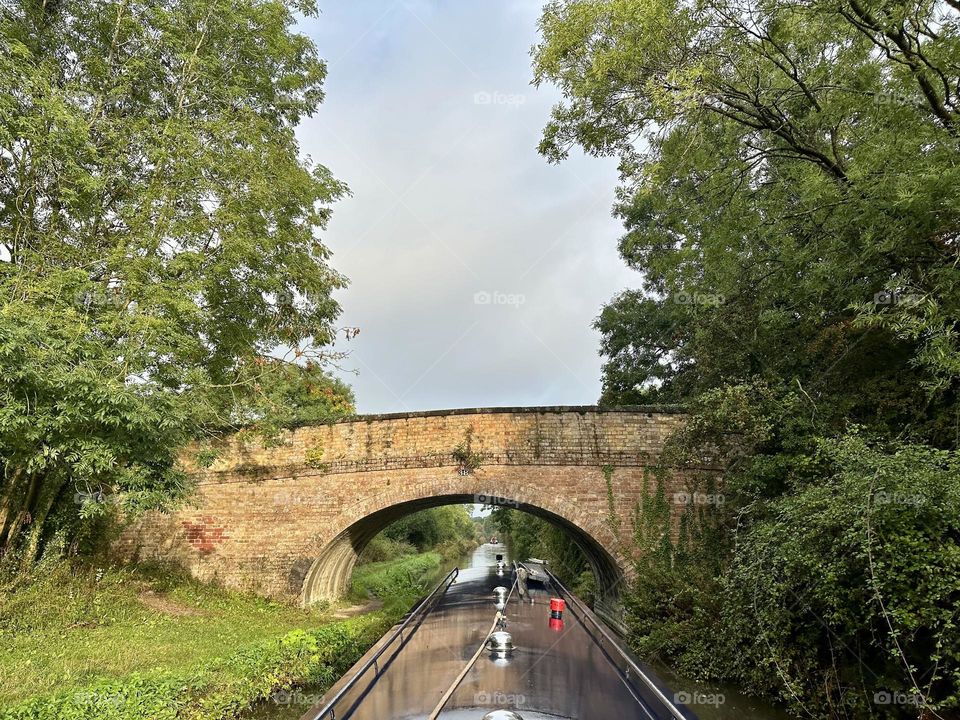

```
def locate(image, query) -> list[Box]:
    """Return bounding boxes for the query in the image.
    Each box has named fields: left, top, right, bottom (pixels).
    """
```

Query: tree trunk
left=0, top=465, right=22, bottom=548
left=0, top=469, right=37, bottom=554
left=19, top=475, right=67, bottom=572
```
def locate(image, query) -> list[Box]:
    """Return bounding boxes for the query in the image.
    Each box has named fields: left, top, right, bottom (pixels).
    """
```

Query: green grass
left=0, top=561, right=336, bottom=708
left=348, top=552, right=443, bottom=609
left=0, top=613, right=395, bottom=720
left=0, top=550, right=457, bottom=718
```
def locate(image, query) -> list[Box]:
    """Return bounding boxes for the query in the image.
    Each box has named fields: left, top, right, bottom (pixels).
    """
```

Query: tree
left=534, top=0, right=960, bottom=714
left=535, top=0, right=959, bottom=444
left=489, top=507, right=595, bottom=601
left=383, top=506, right=476, bottom=551
left=0, top=0, right=348, bottom=568
left=223, top=359, right=355, bottom=430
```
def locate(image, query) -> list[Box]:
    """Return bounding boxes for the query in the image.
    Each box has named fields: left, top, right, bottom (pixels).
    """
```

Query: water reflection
left=650, top=665, right=794, bottom=720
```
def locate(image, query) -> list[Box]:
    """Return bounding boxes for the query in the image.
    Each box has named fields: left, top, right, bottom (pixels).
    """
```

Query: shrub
left=623, top=434, right=960, bottom=718
left=349, top=552, right=442, bottom=604
left=719, top=436, right=960, bottom=717
left=357, top=535, right=416, bottom=564
left=0, top=614, right=394, bottom=720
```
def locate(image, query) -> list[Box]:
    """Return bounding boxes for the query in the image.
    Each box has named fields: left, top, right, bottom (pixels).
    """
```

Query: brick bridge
left=120, top=406, right=688, bottom=613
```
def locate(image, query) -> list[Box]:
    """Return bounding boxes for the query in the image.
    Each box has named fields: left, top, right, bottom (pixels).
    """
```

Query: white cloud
left=296, top=2, right=639, bottom=413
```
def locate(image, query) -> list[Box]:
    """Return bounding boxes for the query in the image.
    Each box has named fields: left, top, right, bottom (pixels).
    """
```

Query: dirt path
left=330, top=598, right=383, bottom=619
left=138, top=590, right=205, bottom=617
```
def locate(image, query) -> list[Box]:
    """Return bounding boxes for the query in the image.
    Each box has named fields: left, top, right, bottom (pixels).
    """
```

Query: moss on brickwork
left=451, top=426, right=483, bottom=474
left=304, top=438, right=326, bottom=470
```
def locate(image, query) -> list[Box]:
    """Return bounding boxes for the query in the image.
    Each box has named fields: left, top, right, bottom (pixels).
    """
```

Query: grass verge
left=0, top=550, right=451, bottom=719
left=0, top=612, right=393, bottom=720
left=348, top=552, right=444, bottom=611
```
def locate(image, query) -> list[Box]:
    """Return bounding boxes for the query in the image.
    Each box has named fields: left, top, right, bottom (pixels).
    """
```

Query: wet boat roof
left=303, top=544, right=680, bottom=719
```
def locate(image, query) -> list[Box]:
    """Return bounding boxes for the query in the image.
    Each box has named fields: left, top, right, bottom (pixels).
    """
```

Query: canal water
left=245, top=544, right=791, bottom=720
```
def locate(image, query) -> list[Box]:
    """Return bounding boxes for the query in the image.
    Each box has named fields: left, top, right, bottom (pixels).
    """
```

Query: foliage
left=348, top=552, right=443, bottom=611
left=356, top=534, right=417, bottom=564
left=474, top=512, right=500, bottom=541
left=534, top=0, right=960, bottom=714
left=0, top=559, right=391, bottom=712
left=351, top=506, right=477, bottom=617
left=718, top=436, right=960, bottom=717
left=626, top=408, right=960, bottom=718
left=489, top=507, right=596, bottom=602
left=227, top=360, right=355, bottom=431
left=0, top=555, right=137, bottom=637
left=0, top=0, right=349, bottom=567
left=0, top=612, right=393, bottom=720
left=452, top=426, right=483, bottom=472
left=380, top=505, right=477, bottom=553
left=534, top=0, right=959, bottom=445
left=624, top=469, right=734, bottom=678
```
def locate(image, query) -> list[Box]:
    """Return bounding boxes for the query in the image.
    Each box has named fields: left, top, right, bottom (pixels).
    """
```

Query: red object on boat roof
left=550, top=598, right=565, bottom=613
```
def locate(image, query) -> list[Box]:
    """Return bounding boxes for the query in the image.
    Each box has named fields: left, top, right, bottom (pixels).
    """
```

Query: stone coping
left=327, top=404, right=684, bottom=425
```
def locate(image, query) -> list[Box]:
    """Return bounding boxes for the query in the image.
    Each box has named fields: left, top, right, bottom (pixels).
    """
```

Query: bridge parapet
left=185, top=405, right=685, bottom=480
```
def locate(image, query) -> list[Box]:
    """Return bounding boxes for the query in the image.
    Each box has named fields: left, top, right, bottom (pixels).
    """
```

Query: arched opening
left=300, top=494, right=623, bottom=608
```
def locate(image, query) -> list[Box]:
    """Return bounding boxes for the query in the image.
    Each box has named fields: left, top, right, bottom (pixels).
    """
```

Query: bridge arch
left=300, top=489, right=622, bottom=605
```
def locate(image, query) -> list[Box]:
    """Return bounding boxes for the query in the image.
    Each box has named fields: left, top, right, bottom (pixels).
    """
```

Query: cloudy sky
left=296, top=2, right=639, bottom=414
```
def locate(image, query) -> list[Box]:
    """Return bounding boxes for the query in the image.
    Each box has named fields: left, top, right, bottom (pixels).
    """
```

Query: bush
left=719, top=436, right=960, bottom=717
left=433, top=537, right=476, bottom=563
left=349, top=552, right=442, bottom=605
left=0, top=613, right=394, bottom=720
left=623, top=434, right=960, bottom=718
left=357, top=535, right=416, bottom=564
left=381, top=506, right=475, bottom=552
left=358, top=505, right=477, bottom=570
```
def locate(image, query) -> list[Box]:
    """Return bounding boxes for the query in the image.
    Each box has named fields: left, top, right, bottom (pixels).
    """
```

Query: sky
left=296, top=1, right=640, bottom=414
